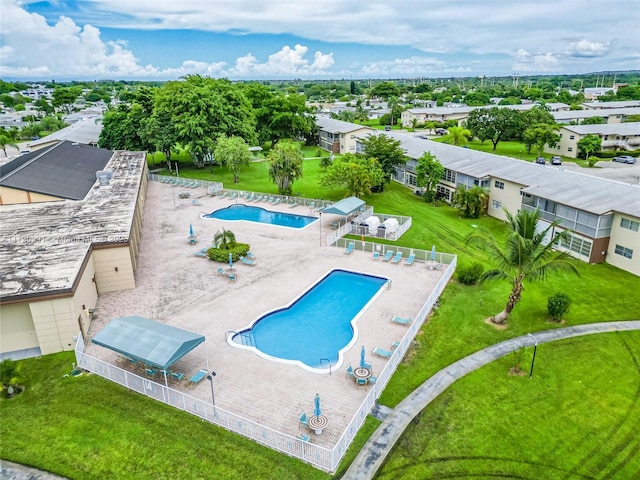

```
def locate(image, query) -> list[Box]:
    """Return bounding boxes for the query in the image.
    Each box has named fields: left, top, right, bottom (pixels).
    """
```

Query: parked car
left=550, top=156, right=562, bottom=165
left=384, top=126, right=391, bottom=131
left=435, top=128, right=448, bottom=135
left=612, top=155, right=637, bottom=164
left=535, top=157, right=546, bottom=165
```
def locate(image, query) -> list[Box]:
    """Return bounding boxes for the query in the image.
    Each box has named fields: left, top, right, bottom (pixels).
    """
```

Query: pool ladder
left=226, top=330, right=255, bottom=347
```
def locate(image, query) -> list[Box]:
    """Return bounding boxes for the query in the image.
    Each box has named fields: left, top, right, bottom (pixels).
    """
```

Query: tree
left=464, top=91, right=491, bottom=106
left=0, top=135, right=18, bottom=156
left=52, top=87, right=82, bottom=114
left=267, top=141, right=303, bottom=195
left=466, top=107, right=522, bottom=150
left=522, top=104, right=555, bottom=126
left=360, top=134, right=406, bottom=189
left=466, top=208, right=579, bottom=325
left=522, top=123, right=560, bottom=157
left=452, top=185, right=487, bottom=218
left=415, top=152, right=444, bottom=203
left=577, top=134, right=602, bottom=164
left=581, top=116, right=606, bottom=125
left=213, top=228, right=236, bottom=249
left=39, top=115, right=66, bottom=132
left=441, top=126, right=472, bottom=147
left=370, top=81, right=400, bottom=100
left=321, top=154, right=384, bottom=197
left=214, top=135, right=252, bottom=183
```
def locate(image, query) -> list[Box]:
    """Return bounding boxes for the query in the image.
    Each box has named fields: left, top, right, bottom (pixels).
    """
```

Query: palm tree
left=466, top=208, right=579, bottom=325
left=213, top=228, right=236, bottom=249
left=442, top=126, right=472, bottom=146
left=0, top=135, right=18, bottom=157
left=267, top=142, right=303, bottom=195
left=452, top=185, right=487, bottom=218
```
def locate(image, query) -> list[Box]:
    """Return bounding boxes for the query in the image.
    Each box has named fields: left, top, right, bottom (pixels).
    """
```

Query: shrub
left=457, top=262, right=484, bottom=285
left=207, top=243, right=250, bottom=263
left=547, top=293, right=571, bottom=321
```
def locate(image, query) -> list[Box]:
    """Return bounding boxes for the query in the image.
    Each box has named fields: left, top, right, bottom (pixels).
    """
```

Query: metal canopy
left=321, top=196, right=365, bottom=216
left=92, top=316, right=205, bottom=370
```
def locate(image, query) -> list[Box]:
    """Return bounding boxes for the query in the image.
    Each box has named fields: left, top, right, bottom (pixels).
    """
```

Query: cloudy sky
left=1, top=0, right=639, bottom=80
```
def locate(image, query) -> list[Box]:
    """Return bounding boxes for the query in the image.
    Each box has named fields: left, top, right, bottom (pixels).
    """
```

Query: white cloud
left=512, top=49, right=560, bottom=72
left=566, top=39, right=610, bottom=58
left=227, top=45, right=333, bottom=77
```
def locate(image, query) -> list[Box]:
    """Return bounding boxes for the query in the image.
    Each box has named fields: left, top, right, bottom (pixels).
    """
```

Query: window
left=443, top=169, right=456, bottom=183
left=560, top=234, right=592, bottom=257
left=569, top=135, right=575, bottom=140
left=614, top=245, right=633, bottom=259
left=621, top=218, right=640, bottom=232
left=350, top=135, right=355, bottom=139
left=492, top=200, right=502, bottom=209
left=568, top=147, right=573, bottom=152
left=436, top=185, right=451, bottom=201
left=494, top=180, right=504, bottom=190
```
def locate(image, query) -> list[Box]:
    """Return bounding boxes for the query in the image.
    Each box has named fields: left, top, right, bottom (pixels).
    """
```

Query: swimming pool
left=203, top=204, right=317, bottom=229
left=229, top=269, right=389, bottom=372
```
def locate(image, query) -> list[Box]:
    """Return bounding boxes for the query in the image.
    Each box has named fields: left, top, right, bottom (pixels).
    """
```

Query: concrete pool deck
left=88, top=180, right=447, bottom=450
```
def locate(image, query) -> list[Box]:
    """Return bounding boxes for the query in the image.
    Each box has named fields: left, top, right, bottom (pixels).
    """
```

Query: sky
left=1, top=0, right=639, bottom=81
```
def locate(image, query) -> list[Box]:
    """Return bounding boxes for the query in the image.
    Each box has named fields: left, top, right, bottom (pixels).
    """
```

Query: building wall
left=92, top=246, right=136, bottom=293
left=607, top=213, right=640, bottom=276
left=488, top=178, right=525, bottom=221
left=339, top=127, right=372, bottom=153
left=0, top=186, right=63, bottom=205
left=0, top=303, right=37, bottom=353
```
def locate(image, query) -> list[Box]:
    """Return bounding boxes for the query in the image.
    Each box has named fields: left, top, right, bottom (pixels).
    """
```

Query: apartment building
left=546, top=123, right=640, bottom=158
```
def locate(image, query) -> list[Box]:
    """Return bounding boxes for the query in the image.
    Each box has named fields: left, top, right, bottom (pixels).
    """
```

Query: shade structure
left=321, top=196, right=365, bottom=216
left=92, top=316, right=205, bottom=370
left=360, top=345, right=366, bottom=368
left=431, top=245, right=436, bottom=261
left=314, top=393, right=321, bottom=417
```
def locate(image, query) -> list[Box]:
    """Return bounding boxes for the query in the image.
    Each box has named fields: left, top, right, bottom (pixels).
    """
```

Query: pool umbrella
left=430, top=245, right=436, bottom=261
left=314, top=393, right=321, bottom=417
left=228, top=252, right=233, bottom=269
left=189, top=223, right=194, bottom=236
left=360, top=345, right=366, bottom=368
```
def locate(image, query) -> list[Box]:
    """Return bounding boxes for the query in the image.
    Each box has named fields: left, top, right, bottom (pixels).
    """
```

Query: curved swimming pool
left=229, top=269, right=389, bottom=372
left=203, top=204, right=317, bottom=229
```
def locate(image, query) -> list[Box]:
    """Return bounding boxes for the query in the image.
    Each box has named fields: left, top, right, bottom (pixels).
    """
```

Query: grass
left=377, top=331, right=640, bottom=479
left=2, top=165, right=640, bottom=478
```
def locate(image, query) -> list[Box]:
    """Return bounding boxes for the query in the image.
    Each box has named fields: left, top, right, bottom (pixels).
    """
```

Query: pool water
left=203, top=204, right=316, bottom=228
left=231, top=269, right=388, bottom=370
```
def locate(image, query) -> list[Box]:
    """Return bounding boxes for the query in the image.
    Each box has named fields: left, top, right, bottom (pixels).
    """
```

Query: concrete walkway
left=343, top=320, right=640, bottom=480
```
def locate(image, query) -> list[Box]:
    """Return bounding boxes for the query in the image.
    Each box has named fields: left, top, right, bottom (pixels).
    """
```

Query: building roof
left=380, top=131, right=640, bottom=218
left=552, top=107, right=640, bottom=121
left=91, top=316, right=205, bottom=370
left=28, top=117, right=103, bottom=148
left=558, top=122, right=640, bottom=136
left=0, top=149, right=146, bottom=301
left=322, top=196, right=365, bottom=216
left=316, top=116, right=372, bottom=134
left=582, top=101, right=640, bottom=109
left=0, top=141, right=114, bottom=200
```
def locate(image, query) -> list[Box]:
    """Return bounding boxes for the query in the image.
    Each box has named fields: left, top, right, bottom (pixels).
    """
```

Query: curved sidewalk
left=343, top=321, right=640, bottom=480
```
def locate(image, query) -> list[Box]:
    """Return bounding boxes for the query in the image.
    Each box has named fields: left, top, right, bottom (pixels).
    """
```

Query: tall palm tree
left=466, top=208, right=579, bottom=325
left=442, top=126, right=472, bottom=146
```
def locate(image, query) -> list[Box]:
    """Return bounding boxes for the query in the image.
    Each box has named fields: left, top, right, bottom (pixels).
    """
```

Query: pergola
left=92, top=316, right=208, bottom=380
left=321, top=196, right=365, bottom=216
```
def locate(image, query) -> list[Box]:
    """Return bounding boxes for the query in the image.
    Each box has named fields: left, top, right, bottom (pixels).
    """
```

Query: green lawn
left=2, top=166, right=640, bottom=479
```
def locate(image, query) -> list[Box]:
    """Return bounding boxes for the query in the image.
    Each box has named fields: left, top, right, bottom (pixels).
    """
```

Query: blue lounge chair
left=272, top=197, right=280, bottom=206
left=218, top=191, right=229, bottom=199
left=253, top=194, right=262, bottom=202
left=391, top=252, right=403, bottom=264
left=289, top=201, right=298, bottom=208
left=368, top=376, right=377, bottom=385
left=296, top=433, right=310, bottom=442
left=404, top=253, right=415, bottom=266
left=372, top=251, right=380, bottom=260
left=373, top=341, right=399, bottom=358
left=299, top=412, right=309, bottom=430
left=392, top=316, right=413, bottom=325
left=239, top=255, right=256, bottom=266
left=194, top=248, right=208, bottom=258
left=245, top=192, right=254, bottom=201
left=345, top=364, right=354, bottom=379
left=188, top=369, right=208, bottom=386
left=246, top=251, right=256, bottom=260
left=171, top=372, right=185, bottom=382
left=229, top=192, right=237, bottom=200
left=382, top=250, right=394, bottom=262
left=344, top=242, right=354, bottom=254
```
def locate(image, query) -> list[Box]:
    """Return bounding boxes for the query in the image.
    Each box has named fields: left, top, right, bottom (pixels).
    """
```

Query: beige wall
left=29, top=298, right=79, bottom=354
left=607, top=213, right=640, bottom=276
left=340, top=127, right=372, bottom=154
left=0, top=303, right=38, bottom=353
left=488, top=178, right=525, bottom=221
left=92, top=246, right=136, bottom=293
left=0, top=186, right=63, bottom=205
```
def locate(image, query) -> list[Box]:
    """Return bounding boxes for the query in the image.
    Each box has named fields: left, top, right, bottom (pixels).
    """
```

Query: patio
left=87, top=181, right=447, bottom=451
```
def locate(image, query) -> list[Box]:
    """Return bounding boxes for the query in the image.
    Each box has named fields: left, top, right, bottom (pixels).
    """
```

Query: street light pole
left=207, top=371, right=217, bottom=406
left=527, top=333, right=537, bottom=380
left=319, top=211, right=322, bottom=247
